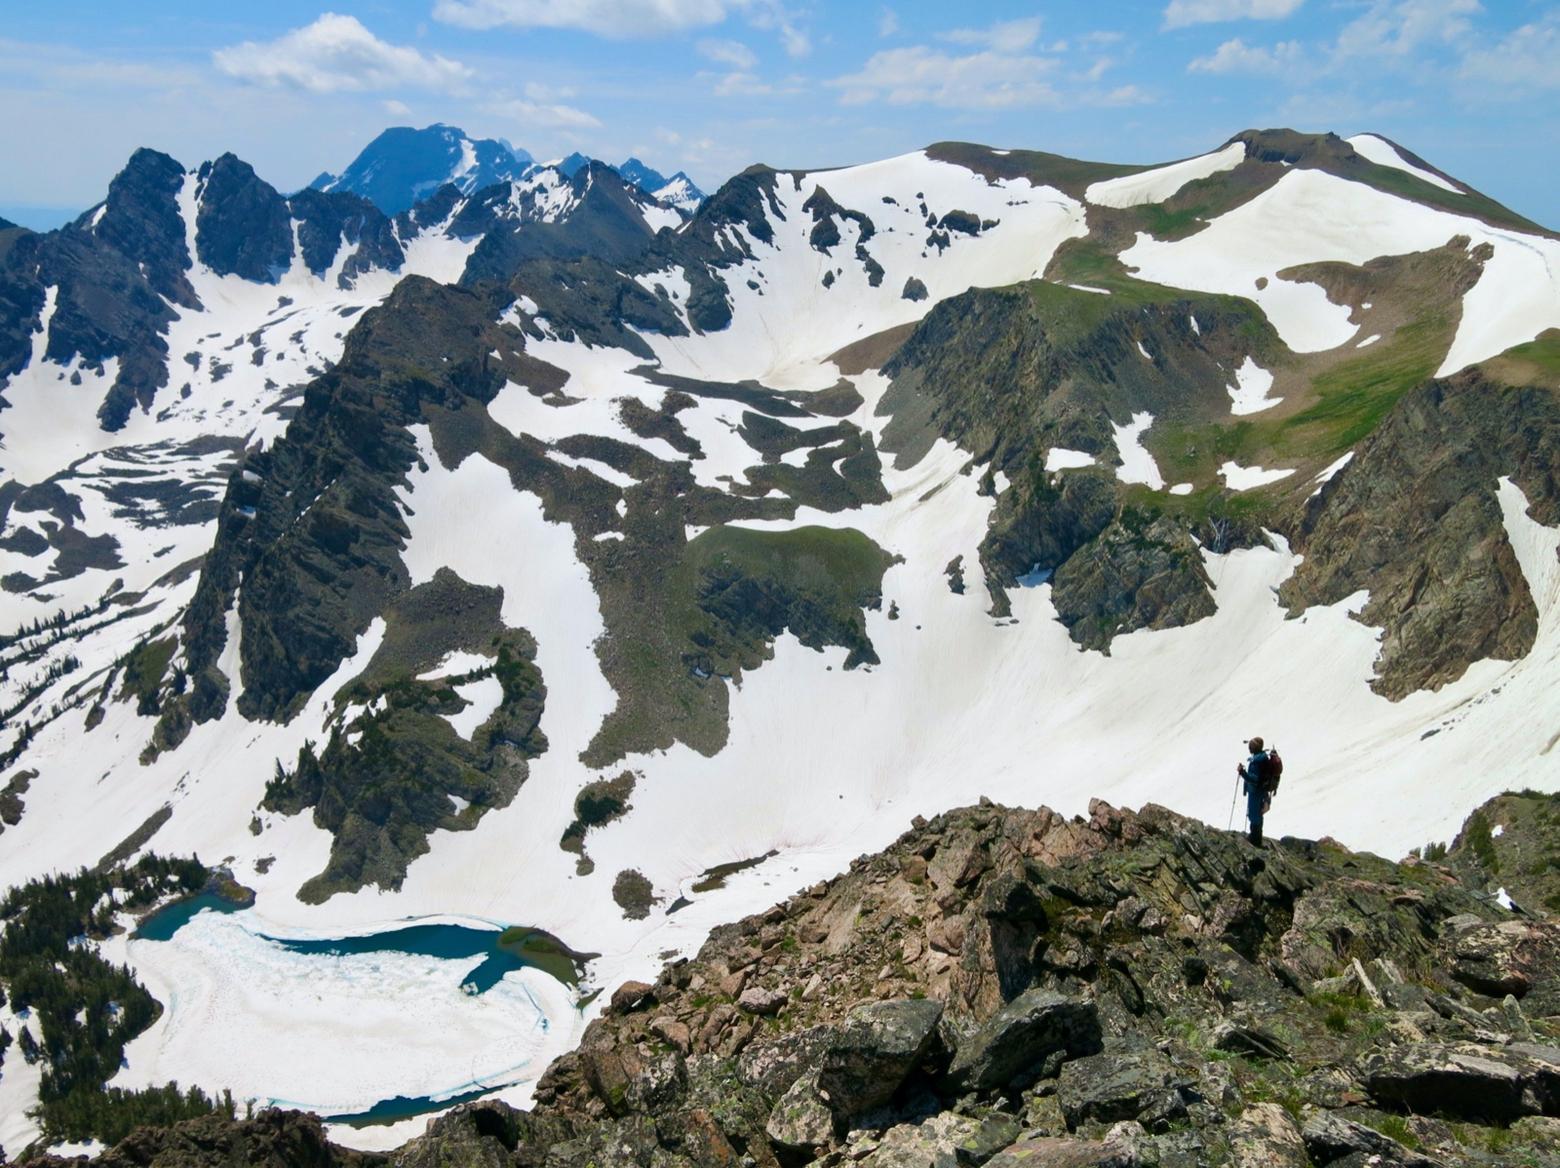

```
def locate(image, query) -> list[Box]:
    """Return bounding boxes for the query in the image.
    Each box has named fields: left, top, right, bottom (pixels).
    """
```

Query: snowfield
left=2, top=137, right=1559, bottom=1151
left=1084, top=142, right=1246, bottom=209
left=1119, top=168, right=1560, bottom=370
left=1346, top=133, right=1460, bottom=194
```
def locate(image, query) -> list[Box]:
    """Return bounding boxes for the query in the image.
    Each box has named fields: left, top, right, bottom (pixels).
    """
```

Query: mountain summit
left=310, top=123, right=534, bottom=215
left=619, top=156, right=705, bottom=212
left=310, top=125, right=705, bottom=217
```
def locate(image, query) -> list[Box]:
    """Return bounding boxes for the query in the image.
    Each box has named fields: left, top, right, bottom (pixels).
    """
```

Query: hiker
left=1237, top=736, right=1275, bottom=846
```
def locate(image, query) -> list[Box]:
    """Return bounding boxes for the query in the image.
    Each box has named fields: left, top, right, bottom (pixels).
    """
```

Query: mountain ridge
left=8, top=799, right=1560, bottom=1165
left=308, top=123, right=706, bottom=219
left=0, top=123, right=1556, bottom=1154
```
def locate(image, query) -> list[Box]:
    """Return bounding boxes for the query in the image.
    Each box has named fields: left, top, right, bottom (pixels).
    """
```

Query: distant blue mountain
left=311, top=124, right=534, bottom=216
left=312, top=125, right=707, bottom=218
left=617, top=158, right=705, bottom=212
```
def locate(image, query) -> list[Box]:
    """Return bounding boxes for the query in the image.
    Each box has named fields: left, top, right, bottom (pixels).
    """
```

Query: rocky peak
left=1227, top=127, right=1352, bottom=169
left=194, top=153, right=292, bottom=282
left=92, top=146, right=196, bottom=307
left=286, top=187, right=404, bottom=286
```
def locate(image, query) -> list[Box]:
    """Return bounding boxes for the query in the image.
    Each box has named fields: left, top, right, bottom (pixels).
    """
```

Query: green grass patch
left=1353, top=161, right=1552, bottom=238
left=119, top=637, right=176, bottom=711
left=585, top=523, right=895, bottom=766
left=1286, top=311, right=1453, bottom=452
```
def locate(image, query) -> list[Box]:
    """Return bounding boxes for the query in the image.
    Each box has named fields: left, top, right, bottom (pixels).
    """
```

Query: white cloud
left=829, top=17, right=1154, bottom=111
left=1163, top=0, right=1303, bottom=29
left=1188, top=37, right=1303, bottom=72
left=745, top=1, right=810, bottom=57
left=383, top=98, right=412, bottom=116
left=713, top=71, right=770, bottom=96
left=434, top=0, right=727, bottom=34
left=1459, top=11, right=1560, bottom=92
left=1334, top=0, right=1480, bottom=59
left=484, top=97, right=603, bottom=129
left=213, top=13, right=472, bottom=94
left=942, top=17, right=1043, bottom=53
left=698, top=37, right=758, bottom=68
left=831, top=46, right=1059, bottom=108
left=524, top=80, right=578, bottom=100
left=433, top=0, right=808, bottom=51
left=878, top=8, right=900, bottom=37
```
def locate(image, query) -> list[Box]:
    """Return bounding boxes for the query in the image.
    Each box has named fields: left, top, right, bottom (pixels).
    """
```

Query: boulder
left=982, top=1133, right=1136, bottom=1168
left=1055, top=1047, right=1193, bottom=1132
left=818, top=997, right=946, bottom=1116
left=391, top=1100, right=570, bottom=1168
left=649, top=1015, right=691, bottom=1054
left=1357, top=1042, right=1530, bottom=1122
left=1299, top=1108, right=1444, bottom=1167
left=766, top=1069, right=835, bottom=1153
left=738, top=985, right=788, bottom=1016
left=858, top=1113, right=982, bottom=1168
left=609, top=979, right=655, bottom=1013
left=738, top=1022, right=840, bottom=1096
left=1228, top=1103, right=1308, bottom=1168
left=1446, top=918, right=1560, bottom=1001
left=953, top=1113, right=1023, bottom=1166
left=945, top=989, right=1102, bottom=1093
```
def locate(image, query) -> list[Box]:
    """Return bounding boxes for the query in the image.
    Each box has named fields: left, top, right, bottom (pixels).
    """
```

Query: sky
left=1, top=0, right=1555, bottom=230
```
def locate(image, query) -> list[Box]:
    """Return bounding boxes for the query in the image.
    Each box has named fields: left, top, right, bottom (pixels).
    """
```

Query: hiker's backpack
left=1261, top=748, right=1283, bottom=797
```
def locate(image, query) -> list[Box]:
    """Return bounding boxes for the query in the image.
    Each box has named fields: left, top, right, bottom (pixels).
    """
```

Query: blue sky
left=2, top=0, right=1555, bottom=229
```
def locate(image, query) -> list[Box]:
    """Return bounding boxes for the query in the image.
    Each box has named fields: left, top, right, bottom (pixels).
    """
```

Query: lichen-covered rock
left=945, top=988, right=1102, bottom=1093
left=1357, top=1042, right=1531, bottom=1122
left=1299, top=1108, right=1444, bottom=1168
left=857, top=1112, right=983, bottom=1168
left=765, top=1069, right=834, bottom=1152
left=981, top=1132, right=1136, bottom=1168
left=1445, top=917, right=1560, bottom=1002
left=817, top=997, right=945, bottom=1117
left=1228, top=1103, right=1308, bottom=1168
left=1055, top=1046, right=1193, bottom=1131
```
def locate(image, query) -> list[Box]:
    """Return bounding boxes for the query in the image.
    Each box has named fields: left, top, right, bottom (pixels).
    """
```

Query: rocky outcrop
left=194, top=154, right=293, bottom=282
left=877, top=279, right=1279, bottom=638
left=1282, top=371, right=1560, bottom=697
left=27, top=800, right=1560, bottom=1168
left=1048, top=513, right=1216, bottom=651
left=288, top=188, right=405, bottom=286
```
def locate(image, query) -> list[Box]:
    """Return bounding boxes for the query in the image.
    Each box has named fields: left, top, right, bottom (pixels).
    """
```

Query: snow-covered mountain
left=618, top=156, right=706, bottom=213
left=310, top=124, right=535, bottom=215
left=310, top=125, right=706, bottom=224
left=1, top=127, right=1558, bottom=1151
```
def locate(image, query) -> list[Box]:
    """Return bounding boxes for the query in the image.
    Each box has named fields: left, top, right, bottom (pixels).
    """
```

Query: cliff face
left=23, top=801, right=1560, bottom=1168
left=1281, top=371, right=1560, bottom=698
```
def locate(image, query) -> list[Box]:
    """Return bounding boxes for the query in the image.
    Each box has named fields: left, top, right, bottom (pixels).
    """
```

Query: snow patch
left=1220, top=461, right=1295, bottom=491
left=1118, top=168, right=1560, bottom=369
left=1111, top=412, right=1164, bottom=489
left=1309, top=452, right=1355, bottom=497
left=1346, top=134, right=1460, bottom=194
left=1227, top=356, right=1280, bottom=415
left=1045, top=448, right=1096, bottom=471
left=444, top=676, right=505, bottom=740
left=1085, top=142, right=1245, bottom=209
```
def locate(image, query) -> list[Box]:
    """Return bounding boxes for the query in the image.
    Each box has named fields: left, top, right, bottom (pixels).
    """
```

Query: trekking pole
left=1227, top=774, right=1240, bottom=831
